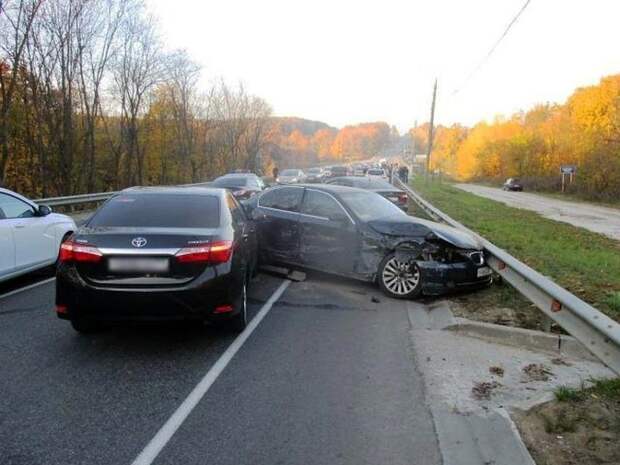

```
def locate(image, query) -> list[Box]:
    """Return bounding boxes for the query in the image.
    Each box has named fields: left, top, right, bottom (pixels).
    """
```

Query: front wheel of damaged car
left=378, top=253, right=423, bottom=299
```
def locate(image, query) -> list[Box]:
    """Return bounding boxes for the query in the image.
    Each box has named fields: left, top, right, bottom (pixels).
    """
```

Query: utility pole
left=425, top=79, right=437, bottom=181
left=411, top=120, right=417, bottom=169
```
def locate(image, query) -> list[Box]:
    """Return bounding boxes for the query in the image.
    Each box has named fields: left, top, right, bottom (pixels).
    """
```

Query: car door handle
left=14, top=224, right=25, bottom=229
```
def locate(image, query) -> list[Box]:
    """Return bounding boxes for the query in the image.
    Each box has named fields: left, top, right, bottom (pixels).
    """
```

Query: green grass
left=554, top=378, right=620, bottom=403
left=410, top=178, right=620, bottom=321
left=554, top=385, right=587, bottom=402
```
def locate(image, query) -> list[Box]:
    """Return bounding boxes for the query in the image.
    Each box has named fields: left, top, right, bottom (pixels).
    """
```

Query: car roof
left=0, top=187, right=37, bottom=206
left=221, top=173, right=259, bottom=178
left=120, top=186, right=226, bottom=196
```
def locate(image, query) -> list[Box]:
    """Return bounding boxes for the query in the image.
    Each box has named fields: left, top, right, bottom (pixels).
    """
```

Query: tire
left=225, top=278, right=248, bottom=333
left=70, top=317, right=102, bottom=334
left=377, top=253, right=423, bottom=299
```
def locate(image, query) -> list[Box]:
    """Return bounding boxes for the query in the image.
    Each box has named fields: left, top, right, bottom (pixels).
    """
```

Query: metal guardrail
left=395, top=178, right=620, bottom=374
left=33, top=182, right=212, bottom=208
left=34, top=191, right=118, bottom=207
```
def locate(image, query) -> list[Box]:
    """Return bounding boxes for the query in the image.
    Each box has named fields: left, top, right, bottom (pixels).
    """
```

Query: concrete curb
left=432, top=407, right=537, bottom=465
left=445, top=318, right=598, bottom=362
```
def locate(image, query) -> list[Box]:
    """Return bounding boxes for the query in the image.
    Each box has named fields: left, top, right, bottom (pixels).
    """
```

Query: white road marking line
left=131, top=279, right=292, bottom=465
left=0, top=277, right=56, bottom=303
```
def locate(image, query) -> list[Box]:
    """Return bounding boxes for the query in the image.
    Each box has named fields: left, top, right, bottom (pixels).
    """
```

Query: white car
left=0, top=188, right=76, bottom=282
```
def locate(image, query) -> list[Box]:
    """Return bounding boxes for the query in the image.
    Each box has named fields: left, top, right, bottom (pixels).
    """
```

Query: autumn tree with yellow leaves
left=418, top=75, right=620, bottom=200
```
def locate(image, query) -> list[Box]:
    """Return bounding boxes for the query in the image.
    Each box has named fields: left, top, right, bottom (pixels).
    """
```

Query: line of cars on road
left=1, top=170, right=493, bottom=334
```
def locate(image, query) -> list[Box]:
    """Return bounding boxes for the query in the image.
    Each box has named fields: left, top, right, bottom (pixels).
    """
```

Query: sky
left=145, top=0, right=620, bottom=132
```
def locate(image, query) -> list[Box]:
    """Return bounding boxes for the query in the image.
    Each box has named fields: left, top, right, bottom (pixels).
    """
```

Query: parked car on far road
left=246, top=184, right=492, bottom=300
left=502, top=178, right=523, bottom=191
left=0, top=188, right=76, bottom=282
left=55, top=187, right=257, bottom=333
left=277, top=169, right=306, bottom=184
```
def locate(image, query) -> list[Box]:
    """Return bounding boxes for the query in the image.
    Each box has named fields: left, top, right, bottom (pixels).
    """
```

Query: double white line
left=131, top=279, right=291, bottom=465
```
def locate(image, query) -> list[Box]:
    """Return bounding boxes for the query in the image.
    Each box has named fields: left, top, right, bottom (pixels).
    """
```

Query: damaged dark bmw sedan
left=248, top=184, right=492, bottom=299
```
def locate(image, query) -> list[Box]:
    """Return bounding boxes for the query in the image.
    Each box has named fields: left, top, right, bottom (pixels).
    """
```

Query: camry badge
left=131, top=237, right=148, bottom=248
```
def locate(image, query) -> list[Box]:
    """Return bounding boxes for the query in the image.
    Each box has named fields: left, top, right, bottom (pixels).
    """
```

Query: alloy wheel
left=381, top=257, right=420, bottom=296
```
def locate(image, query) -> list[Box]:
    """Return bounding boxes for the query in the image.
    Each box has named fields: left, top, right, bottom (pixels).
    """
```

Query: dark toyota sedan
left=326, top=176, right=409, bottom=210
left=248, top=185, right=491, bottom=299
left=55, top=187, right=257, bottom=333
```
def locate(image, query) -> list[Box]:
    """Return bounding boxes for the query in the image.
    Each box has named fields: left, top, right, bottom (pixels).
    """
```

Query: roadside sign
left=560, top=165, right=577, bottom=174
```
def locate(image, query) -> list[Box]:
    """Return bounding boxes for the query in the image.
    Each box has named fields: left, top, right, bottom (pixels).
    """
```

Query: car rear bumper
left=56, top=267, right=243, bottom=323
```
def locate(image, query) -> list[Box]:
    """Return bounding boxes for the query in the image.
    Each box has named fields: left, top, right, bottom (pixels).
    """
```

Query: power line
left=452, top=0, right=532, bottom=96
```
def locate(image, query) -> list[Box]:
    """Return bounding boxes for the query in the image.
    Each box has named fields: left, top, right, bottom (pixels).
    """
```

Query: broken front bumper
left=416, top=260, right=493, bottom=296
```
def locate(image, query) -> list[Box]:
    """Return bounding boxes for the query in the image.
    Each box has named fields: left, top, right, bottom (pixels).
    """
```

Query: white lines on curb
left=131, top=279, right=292, bottom=465
left=0, top=277, right=56, bottom=303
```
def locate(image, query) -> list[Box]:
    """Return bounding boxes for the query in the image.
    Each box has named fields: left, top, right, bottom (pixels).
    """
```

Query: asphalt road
left=0, top=271, right=440, bottom=465
left=454, top=183, right=620, bottom=241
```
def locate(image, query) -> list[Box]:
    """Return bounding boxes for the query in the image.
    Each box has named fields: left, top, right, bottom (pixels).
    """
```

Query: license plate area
left=107, top=257, right=170, bottom=274
left=477, top=266, right=492, bottom=278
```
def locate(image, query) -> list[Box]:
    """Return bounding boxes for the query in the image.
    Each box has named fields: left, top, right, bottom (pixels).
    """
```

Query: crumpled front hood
left=367, top=215, right=482, bottom=250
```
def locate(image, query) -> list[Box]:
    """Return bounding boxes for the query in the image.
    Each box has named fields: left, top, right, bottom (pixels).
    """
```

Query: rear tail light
left=214, top=304, right=233, bottom=314
left=59, top=240, right=103, bottom=263
left=55, top=304, right=68, bottom=314
left=175, top=240, right=233, bottom=264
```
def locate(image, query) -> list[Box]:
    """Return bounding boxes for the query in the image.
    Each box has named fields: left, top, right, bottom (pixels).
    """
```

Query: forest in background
left=412, top=75, right=620, bottom=201
left=0, top=0, right=393, bottom=199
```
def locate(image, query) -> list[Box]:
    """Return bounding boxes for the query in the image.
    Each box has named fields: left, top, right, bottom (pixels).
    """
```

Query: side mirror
left=37, top=205, right=52, bottom=216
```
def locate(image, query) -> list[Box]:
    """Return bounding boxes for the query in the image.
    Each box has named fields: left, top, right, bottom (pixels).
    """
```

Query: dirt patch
left=472, top=380, right=502, bottom=400
left=515, top=382, right=620, bottom=465
left=447, top=280, right=551, bottom=331
left=522, top=363, right=554, bottom=382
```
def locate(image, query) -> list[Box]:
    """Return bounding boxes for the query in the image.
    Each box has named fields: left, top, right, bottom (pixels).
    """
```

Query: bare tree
left=113, top=10, right=163, bottom=186
left=0, top=0, right=44, bottom=185
left=76, top=0, right=127, bottom=192
left=165, top=49, right=201, bottom=181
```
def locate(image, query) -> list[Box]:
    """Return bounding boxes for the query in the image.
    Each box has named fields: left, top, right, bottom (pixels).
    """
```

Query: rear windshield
left=212, top=177, right=249, bottom=188
left=281, top=169, right=299, bottom=176
left=308, top=168, right=321, bottom=173
left=339, top=191, right=405, bottom=222
left=88, top=194, right=220, bottom=228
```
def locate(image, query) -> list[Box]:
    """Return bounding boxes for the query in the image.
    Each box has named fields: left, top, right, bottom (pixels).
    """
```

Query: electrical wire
left=452, top=0, right=532, bottom=96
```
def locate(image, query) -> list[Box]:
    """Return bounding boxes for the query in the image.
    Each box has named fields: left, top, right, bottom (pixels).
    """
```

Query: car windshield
left=339, top=191, right=406, bottom=221
left=281, top=169, right=299, bottom=176
left=308, top=168, right=321, bottom=174
left=88, top=194, right=220, bottom=228
left=367, top=169, right=384, bottom=175
left=212, top=177, right=249, bottom=188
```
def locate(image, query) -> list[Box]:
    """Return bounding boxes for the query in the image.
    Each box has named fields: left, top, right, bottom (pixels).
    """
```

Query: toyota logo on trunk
left=131, top=237, right=147, bottom=248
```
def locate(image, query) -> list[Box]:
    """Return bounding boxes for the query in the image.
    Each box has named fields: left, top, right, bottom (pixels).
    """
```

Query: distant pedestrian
left=272, top=166, right=279, bottom=181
